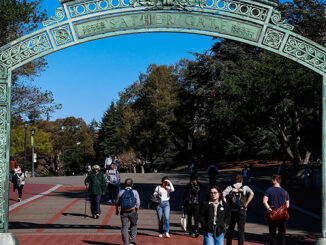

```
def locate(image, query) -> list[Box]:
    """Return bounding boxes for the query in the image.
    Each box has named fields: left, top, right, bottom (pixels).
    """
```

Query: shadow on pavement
left=82, top=241, right=120, bottom=245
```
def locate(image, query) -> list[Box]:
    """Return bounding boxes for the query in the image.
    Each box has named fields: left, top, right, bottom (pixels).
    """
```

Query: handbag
left=149, top=186, right=161, bottom=209
left=180, top=208, right=187, bottom=231
left=267, top=192, right=290, bottom=223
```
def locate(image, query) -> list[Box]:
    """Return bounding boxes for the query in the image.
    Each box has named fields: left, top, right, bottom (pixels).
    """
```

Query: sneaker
left=164, top=232, right=170, bottom=238
left=96, top=214, right=100, bottom=219
left=130, top=243, right=136, bottom=245
left=18, top=198, right=21, bottom=202
left=158, top=234, right=163, bottom=238
left=191, top=233, right=196, bottom=238
left=93, top=214, right=97, bottom=219
left=195, top=233, right=199, bottom=238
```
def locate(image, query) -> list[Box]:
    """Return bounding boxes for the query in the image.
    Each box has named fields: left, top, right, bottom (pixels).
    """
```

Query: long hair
left=209, top=186, right=223, bottom=202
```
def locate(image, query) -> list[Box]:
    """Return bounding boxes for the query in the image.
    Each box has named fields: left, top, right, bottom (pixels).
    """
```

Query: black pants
left=269, top=221, right=286, bottom=245
left=108, top=183, right=118, bottom=202
left=18, top=185, right=24, bottom=198
left=186, top=203, right=200, bottom=234
left=226, top=210, right=247, bottom=245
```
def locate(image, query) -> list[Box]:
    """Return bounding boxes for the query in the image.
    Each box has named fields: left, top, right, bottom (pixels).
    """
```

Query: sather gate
left=0, top=0, right=325, bottom=243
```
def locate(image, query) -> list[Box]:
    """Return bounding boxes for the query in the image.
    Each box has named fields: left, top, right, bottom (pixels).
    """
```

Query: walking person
left=84, top=165, right=106, bottom=219
left=207, top=164, right=219, bottom=186
left=278, top=161, right=288, bottom=187
left=199, top=186, right=231, bottom=245
left=85, top=162, right=92, bottom=175
left=104, top=154, right=112, bottom=170
left=263, top=175, right=290, bottom=245
left=12, top=166, right=26, bottom=202
left=223, top=174, right=254, bottom=245
left=115, top=178, right=140, bottom=245
left=154, top=176, right=175, bottom=238
left=105, top=163, right=120, bottom=204
left=182, top=174, right=201, bottom=238
left=241, top=164, right=250, bottom=185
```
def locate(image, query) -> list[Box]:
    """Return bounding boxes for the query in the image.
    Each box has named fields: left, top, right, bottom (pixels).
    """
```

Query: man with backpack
left=105, top=163, right=120, bottom=204
left=115, top=178, right=140, bottom=245
left=223, top=174, right=254, bottom=245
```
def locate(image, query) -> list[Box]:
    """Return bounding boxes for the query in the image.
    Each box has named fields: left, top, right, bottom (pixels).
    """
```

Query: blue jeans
left=204, top=232, right=224, bottom=245
left=156, top=201, right=170, bottom=233
left=90, top=194, right=102, bottom=216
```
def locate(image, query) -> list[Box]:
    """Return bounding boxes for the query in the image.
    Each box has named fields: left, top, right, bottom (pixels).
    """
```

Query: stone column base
left=315, top=238, right=326, bottom=245
left=0, top=233, right=18, bottom=245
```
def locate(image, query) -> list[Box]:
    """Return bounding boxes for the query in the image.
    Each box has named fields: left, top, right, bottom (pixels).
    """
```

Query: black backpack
left=227, top=185, right=246, bottom=210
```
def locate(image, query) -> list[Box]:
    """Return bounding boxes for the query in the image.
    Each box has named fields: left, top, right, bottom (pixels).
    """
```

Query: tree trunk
left=303, top=150, right=311, bottom=165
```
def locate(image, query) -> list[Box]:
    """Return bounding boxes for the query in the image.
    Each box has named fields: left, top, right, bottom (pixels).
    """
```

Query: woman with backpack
left=154, top=176, right=175, bottom=238
left=199, top=186, right=231, bottom=245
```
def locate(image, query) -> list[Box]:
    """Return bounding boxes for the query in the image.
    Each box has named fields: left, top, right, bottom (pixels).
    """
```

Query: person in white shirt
left=153, top=176, right=175, bottom=238
left=104, top=155, right=112, bottom=170
left=13, top=166, right=26, bottom=202
left=105, top=163, right=120, bottom=204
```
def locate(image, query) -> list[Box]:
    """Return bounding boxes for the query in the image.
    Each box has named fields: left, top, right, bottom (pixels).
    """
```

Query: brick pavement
left=8, top=171, right=321, bottom=245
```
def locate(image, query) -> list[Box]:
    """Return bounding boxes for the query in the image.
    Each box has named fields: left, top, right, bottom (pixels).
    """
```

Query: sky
left=34, top=0, right=216, bottom=124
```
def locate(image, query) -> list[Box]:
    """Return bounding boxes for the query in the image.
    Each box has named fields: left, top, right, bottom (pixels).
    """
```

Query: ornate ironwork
left=284, top=36, right=326, bottom=73
left=51, top=25, right=74, bottom=46
left=0, top=85, right=7, bottom=102
left=0, top=106, right=7, bottom=231
left=271, top=10, right=294, bottom=31
left=42, top=7, right=66, bottom=27
left=263, top=28, right=284, bottom=49
left=0, top=33, right=52, bottom=69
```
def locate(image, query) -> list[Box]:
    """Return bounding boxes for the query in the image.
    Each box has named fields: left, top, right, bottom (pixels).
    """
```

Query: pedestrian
left=84, top=165, right=106, bottom=219
left=223, top=174, right=254, bottom=245
left=105, top=163, right=120, bottom=204
left=277, top=161, right=288, bottom=187
left=113, top=155, right=119, bottom=170
left=207, top=164, right=219, bottom=186
left=263, top=175, right=290, bottom=245
left=199, top=186, right=231, bottom=245
left=12, top=166, right=26, bottom=202
left=241, top=164, right=251, bottom=185
left=115, top=178, right=140, bottom=245
left=104, top=154, right=112, bottom=170
left=154, top=176, right=175, bottom=238
left=182, top=174, right=201, bottom=238
left=85, top=162, right=92, bottom=175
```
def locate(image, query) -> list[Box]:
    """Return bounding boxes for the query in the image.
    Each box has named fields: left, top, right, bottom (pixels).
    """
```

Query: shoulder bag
left=267, top=191, right=290, bottom=223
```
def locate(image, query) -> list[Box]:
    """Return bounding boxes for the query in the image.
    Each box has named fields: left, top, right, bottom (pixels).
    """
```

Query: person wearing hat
left=182, top=174, right=202, bottom=237
left=85, top=165, right=107, bottom=219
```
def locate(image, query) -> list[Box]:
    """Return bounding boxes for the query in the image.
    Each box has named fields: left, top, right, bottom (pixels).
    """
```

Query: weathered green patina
left=0, top=0, right=325, bottom=242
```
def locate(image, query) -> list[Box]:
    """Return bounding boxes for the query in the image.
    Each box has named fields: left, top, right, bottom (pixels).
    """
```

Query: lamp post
left=23, top=123, right=28, bottom=171
left=31, top=128, right=35, bottom=177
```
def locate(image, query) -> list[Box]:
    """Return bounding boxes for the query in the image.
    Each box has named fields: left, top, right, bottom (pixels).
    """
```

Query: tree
left=0, top=0, right=62, bottom=122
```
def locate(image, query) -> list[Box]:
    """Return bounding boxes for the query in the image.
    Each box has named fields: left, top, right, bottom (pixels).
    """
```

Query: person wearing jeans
left=84, top=165, right=106, bottom=219
left=199, top=186, right=230, bottom=245
left=154, top=176, right=175, bottom=238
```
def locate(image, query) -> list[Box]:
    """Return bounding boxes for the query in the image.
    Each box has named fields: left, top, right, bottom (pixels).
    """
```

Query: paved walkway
left=9, top=170, right=320, bottom=245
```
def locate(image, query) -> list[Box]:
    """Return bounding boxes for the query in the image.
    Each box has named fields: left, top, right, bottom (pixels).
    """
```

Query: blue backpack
left=121, top=189, right=136, bottom=209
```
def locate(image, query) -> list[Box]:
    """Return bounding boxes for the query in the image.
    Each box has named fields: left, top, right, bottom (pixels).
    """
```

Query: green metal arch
left=0, top=0, right=326, bottom=235
left=0, top=0, right=325, bottom=76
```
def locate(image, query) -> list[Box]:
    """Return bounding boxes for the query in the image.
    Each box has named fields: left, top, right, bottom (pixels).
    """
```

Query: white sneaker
left=158, top=234, right=163, bottom=238
left=164, top=232, right=170, bottom=238
left=18, top=198, right=21, bottom=202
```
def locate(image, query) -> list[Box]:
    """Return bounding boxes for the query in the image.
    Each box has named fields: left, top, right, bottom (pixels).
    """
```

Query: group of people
left=84, top=164, right=290, bottom=245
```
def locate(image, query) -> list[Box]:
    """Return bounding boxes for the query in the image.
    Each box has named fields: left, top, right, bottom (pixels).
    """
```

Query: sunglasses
left=210, top=191, right=218, bottom=195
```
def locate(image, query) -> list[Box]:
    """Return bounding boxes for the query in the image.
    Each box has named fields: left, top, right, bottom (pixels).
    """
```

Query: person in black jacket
left=199, top=186, right=231, bottom=245
left=182, top=174, right=201, bottom=237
